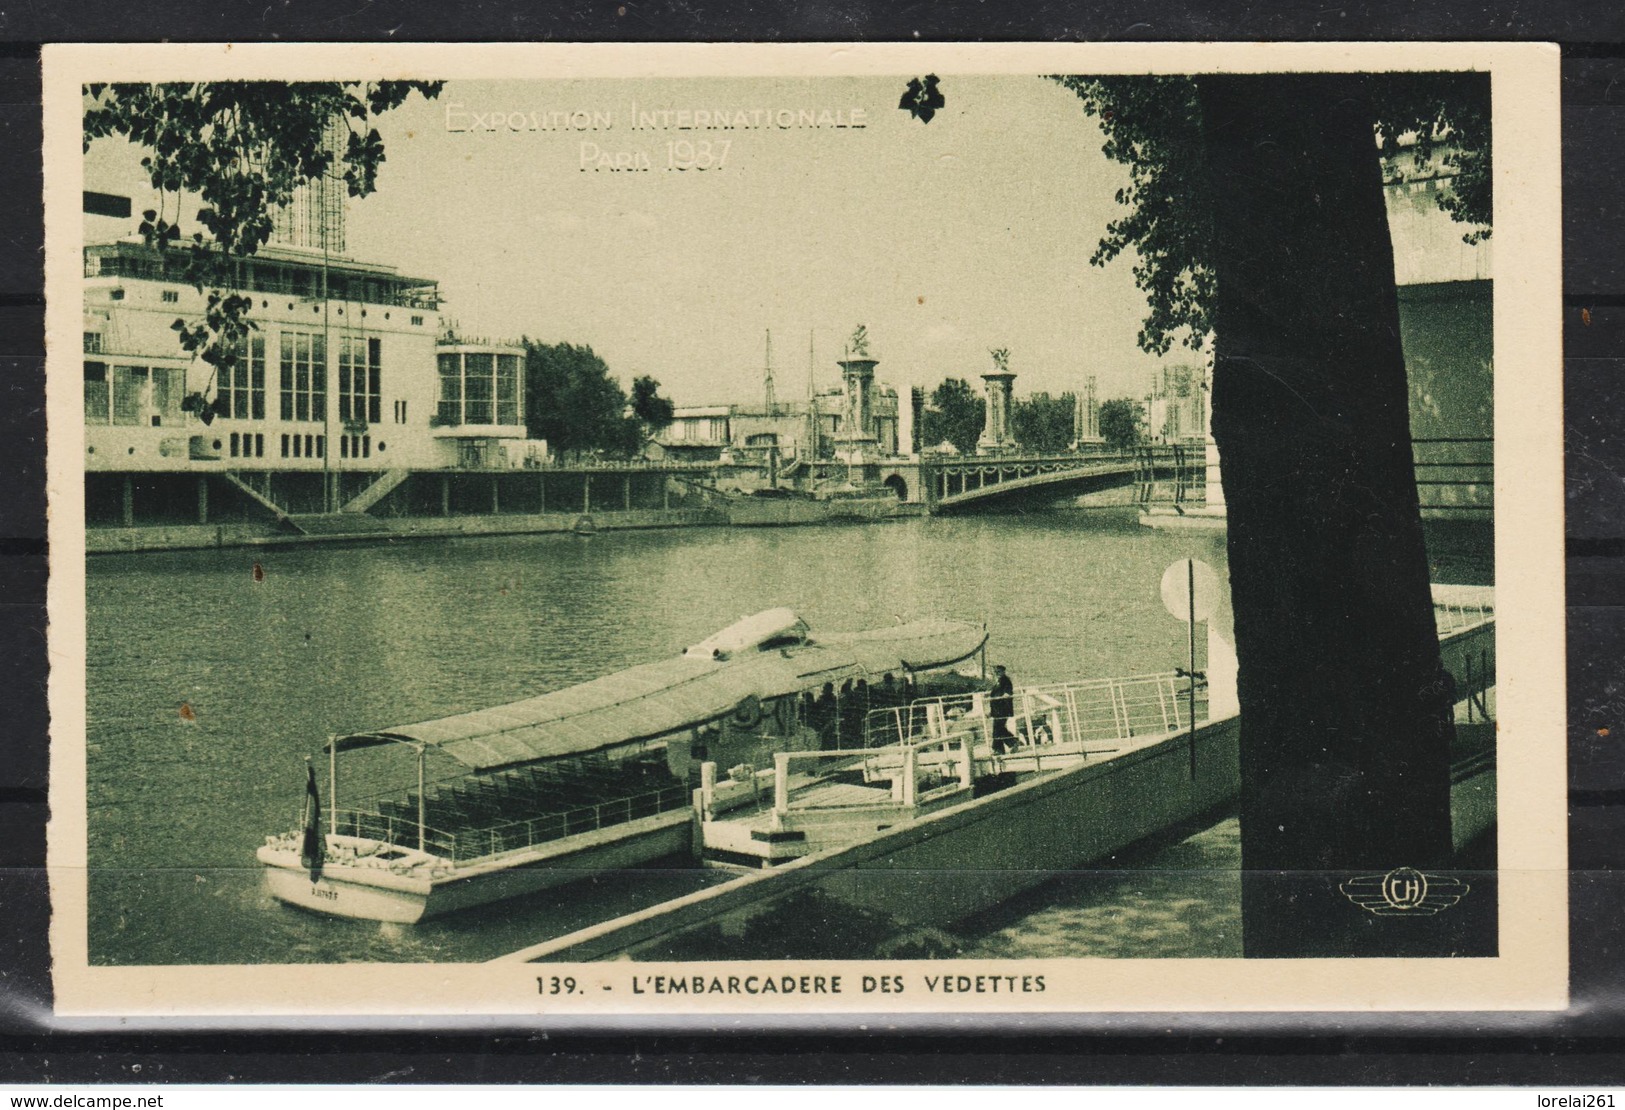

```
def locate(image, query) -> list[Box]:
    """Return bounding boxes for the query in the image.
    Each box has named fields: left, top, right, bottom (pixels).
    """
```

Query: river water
left=85, top=509, right=1243, bottom=965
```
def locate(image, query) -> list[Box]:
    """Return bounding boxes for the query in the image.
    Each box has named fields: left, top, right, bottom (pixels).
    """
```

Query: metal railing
left=450, top=783, right=690, bottom=862
left=1433, top=594, right=1496, bottom=638
left=327, top=781, right=689, bottom=865
left=1436, top=594, right=1495, bottom=637
left=329, top=807, right=459, bottom=860
left=864, top=673, right=1205, bottom=754
left=1412, top=437, right=1494, bottom=512
left=769, top=733, right=974, bottom=819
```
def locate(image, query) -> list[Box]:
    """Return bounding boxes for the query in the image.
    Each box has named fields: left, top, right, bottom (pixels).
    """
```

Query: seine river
left=85, top=510, right=1243, bottom=965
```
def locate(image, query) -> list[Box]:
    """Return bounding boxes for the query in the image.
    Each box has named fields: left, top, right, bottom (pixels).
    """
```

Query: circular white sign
left=1160, top=558, right=1220, bottom=623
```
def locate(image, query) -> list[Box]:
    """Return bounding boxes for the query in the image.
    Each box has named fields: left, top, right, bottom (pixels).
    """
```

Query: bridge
left=890, top=447, right=1201, bottom=514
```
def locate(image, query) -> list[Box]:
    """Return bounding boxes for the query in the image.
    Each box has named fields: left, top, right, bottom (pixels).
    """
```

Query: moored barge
left=258, top=608, right=988, bottom=922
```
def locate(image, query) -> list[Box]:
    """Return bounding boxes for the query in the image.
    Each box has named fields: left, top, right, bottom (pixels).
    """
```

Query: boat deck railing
left=446, top=782, right=690, bottom=863
left=330, top=808, right=461, bottom=860
left=768, top=731, right=975, bottom=819
left=1433, top=593, right=1496, bottom=638
left=864, top=672, right=1207, bottom=754
left=331, top=755, right=690, bottom=865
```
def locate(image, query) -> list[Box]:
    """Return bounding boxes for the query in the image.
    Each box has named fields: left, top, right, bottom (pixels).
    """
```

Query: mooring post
left=416, top=745, right=427, bottom=853
left=773, top=753, right=790, bottom=817
left=699, top=761, right=717, bottom=821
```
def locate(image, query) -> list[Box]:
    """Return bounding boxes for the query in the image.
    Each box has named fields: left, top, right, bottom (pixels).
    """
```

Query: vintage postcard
left=44, top=42, right=1565, bottom=1019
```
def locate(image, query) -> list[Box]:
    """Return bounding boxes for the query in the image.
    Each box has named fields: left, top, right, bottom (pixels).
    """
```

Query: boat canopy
left=334, top=615, right=987, bottom=773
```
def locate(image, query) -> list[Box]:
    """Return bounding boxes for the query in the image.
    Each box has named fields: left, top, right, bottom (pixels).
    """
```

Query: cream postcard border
left=43, top=41, right=1566, bottom=1018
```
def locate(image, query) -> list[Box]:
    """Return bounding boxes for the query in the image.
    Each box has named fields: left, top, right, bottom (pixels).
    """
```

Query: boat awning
left=334, top=619, right=986, bottom=773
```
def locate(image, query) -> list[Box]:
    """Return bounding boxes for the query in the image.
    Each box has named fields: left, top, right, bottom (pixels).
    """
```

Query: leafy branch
left=1052, top=73, right=1491, bottom=357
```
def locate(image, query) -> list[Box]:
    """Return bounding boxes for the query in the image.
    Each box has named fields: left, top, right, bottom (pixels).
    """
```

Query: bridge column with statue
left=835, top=325, right=881, bottom=466
left=978, top=348, right=1017, bottom=454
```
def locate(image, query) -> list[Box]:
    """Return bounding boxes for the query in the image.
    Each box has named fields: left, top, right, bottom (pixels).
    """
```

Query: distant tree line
left=1097, top=398, right=1145, bottom=449
left=1009, top=392, right=1075, bottom=453
left=918, top=378, right=984, bottom=454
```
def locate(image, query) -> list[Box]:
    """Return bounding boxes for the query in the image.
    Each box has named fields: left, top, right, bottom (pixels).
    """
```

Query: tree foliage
left=523, top=340, right=651, bottom=458
left=83, top=81, right=443, bottom=394
left=1010, top=391, right=1075, bottom=453
left=1053, top=73, right=1491, bottom=357
left=919, top=377, right=985, bottom=454
left=630, top=375, right=676, bottom=433
left=1097, top=398, right=1144, bottom=449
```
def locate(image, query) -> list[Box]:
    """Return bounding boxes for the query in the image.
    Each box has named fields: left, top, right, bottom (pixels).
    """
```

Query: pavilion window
left=150, top=366, right=185, bottom=424
left=112, top=366, right=148, bottom=426
left=339, top=335, right=381, bottom=425
left=464, top=353, right=494, bottom=425
left=83, top=361, right=109, bottom=424
left=437, top=353, right=462, bottom=424
left=280, top=330, right=326, bottom=423
left=496, top=354, right=521, bottom=425
left=221, top=333, right=266, bottom=420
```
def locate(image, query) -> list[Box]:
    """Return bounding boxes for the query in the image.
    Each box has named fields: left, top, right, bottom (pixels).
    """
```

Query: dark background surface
left=2, top=0, right=1625, bottom=1084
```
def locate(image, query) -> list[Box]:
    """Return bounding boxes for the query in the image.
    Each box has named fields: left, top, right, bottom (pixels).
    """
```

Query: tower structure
left=271, top=116, right=348, bottom=253
left=1074, top=374, right=1102, bottom=445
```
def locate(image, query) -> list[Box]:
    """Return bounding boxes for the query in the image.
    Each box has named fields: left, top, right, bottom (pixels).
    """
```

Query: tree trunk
left=1194, top=75, right=1459, bottom=956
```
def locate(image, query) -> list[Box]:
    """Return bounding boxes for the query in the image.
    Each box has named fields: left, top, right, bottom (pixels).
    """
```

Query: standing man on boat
left=989, top=665, right=1016, bottom=754
left=814, top=682, right=839, bottom=749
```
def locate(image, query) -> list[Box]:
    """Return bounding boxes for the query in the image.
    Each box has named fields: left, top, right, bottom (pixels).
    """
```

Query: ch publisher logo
left=1340, top=867, right=1470, bottom=916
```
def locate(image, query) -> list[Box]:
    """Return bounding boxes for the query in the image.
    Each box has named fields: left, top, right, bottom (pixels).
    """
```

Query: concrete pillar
left=491, top=476, right=499, bottom=514
left=121, top=475, right=134, bottom=527
left=900, top=386, right=922, bottom=458
left=978, top=369, right=1016, bottom=453
left=623, top=474, right=631, bottom=511
left=196, top=476, right=208, bottom=525
left=538, top=473, right=547, bottom=514
left=1074, top=375, right=1102, bottom=447
left=583, top=474, right=591, bottom=513
left=440, top=475, right=450, bottom=517
left=663, top=480, right=670, bottom=510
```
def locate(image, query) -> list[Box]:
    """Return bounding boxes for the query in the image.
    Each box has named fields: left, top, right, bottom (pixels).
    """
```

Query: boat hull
left=260, top=809, right=696, bottom=923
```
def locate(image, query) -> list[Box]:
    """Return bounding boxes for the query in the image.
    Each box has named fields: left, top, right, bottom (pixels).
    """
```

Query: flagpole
left=1187, top=558, right=1197, bottom=781
left=328, top=735, right=337, bottom=836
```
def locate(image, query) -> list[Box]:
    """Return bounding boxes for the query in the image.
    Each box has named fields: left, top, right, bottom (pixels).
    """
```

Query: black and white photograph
left=43, top=42, right=1565, bottom=1017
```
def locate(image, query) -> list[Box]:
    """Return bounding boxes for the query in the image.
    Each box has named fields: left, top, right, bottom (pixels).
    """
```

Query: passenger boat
left=257, top=608, right=988, bottom=923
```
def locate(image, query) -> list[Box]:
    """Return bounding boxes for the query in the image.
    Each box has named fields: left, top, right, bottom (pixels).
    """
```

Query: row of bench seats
left=370, top=756, right=686, bottom=857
